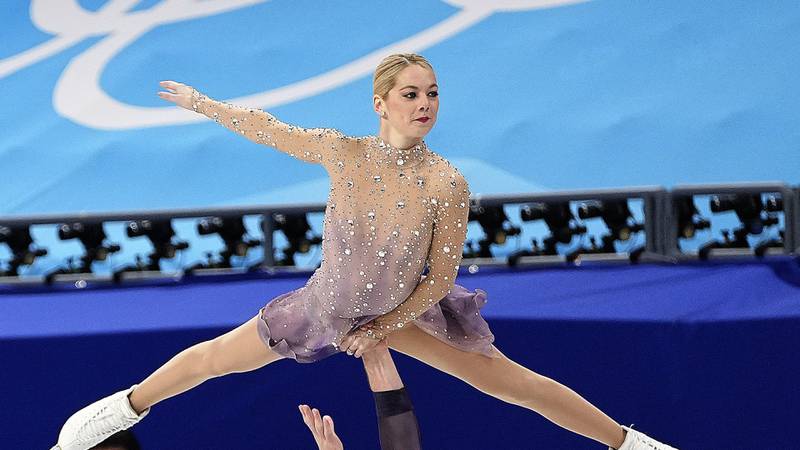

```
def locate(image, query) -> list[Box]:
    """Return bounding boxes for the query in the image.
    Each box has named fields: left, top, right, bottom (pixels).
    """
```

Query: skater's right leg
left=128, top=314, right=283, bottom=413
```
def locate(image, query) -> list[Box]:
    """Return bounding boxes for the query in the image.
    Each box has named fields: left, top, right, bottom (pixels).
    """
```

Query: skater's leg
left=129, top=315, right=283, bottom=413
left=387, top=324, right=626, bottom=449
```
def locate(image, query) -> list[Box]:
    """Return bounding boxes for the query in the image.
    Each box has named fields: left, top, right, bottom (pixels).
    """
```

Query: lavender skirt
left=256, top=283, right=496, bottom=363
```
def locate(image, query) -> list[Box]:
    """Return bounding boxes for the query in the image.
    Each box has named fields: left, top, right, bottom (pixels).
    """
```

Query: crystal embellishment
left=187, top=93, right=477, bottom=344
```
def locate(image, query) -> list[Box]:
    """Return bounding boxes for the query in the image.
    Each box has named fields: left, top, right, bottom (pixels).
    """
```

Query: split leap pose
left=52, top=53, right=676, bottom=450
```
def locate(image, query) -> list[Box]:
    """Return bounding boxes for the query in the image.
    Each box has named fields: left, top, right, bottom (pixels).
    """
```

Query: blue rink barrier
left=2, top=258, right=799, bottom=449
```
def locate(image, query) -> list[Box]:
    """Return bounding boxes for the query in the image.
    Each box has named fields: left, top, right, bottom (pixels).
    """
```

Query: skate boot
left=51, top=384, right=149, bottom=450
left=613, top=425, right=678, bottom=450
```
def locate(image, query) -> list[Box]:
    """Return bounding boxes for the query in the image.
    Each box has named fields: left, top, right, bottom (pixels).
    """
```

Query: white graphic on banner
left=0, top=0, right=587, bottom=130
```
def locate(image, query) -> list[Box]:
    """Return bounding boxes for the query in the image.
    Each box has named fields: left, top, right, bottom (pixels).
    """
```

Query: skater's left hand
left=157, top=80, right=195, bottom=110
left=341, top=329, right=381, bottom=358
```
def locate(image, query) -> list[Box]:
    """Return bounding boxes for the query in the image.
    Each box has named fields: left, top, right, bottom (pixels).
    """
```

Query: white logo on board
left=0, top=0, right=587, bottom=130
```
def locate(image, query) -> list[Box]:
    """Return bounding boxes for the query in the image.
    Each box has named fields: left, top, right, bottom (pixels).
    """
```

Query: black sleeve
left=373, top=387, right=421, bottom=450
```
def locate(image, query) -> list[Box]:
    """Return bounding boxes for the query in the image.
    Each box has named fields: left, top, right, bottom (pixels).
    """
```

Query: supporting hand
left=298, top=405, right=344, bottom=450
left=359, top=339, right=405, bottom=392
left=363, top=336, right=389, bottom=356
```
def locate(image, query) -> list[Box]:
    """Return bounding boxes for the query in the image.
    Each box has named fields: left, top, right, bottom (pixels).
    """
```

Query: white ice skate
left=614, top=425, right=678, bottom=450
left=51, top=384, right=149, bottom=450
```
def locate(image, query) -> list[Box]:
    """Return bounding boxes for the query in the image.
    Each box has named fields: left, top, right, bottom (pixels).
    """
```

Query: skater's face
left=374, top=64, right=439, bottom=139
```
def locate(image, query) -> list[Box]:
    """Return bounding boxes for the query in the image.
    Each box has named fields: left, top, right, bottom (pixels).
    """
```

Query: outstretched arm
left=366, top=171, right=470, bottom=339
left=361, top=340, right=421, bottom=450
left=158, top=80, right=354, bottom=167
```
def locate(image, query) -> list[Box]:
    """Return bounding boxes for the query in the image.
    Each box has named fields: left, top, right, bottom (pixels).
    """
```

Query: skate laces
left=70, top=392, right=139, bottom=445
left=625, top=425, right=670, bottom=449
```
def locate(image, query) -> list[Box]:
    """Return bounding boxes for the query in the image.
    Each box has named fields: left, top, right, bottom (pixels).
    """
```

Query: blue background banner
left=2, top=0, right=798, bottom=216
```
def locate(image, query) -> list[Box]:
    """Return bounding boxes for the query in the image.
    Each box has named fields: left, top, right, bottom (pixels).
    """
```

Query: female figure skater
left=53, top=54, right=676, bottom=450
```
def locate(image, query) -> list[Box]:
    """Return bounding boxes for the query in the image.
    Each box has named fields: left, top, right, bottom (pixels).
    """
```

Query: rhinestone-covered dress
left=193, top=91, right=495, bottom=362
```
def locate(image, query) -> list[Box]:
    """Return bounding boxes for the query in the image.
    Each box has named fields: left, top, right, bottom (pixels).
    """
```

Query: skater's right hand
left=341, top=331, right=381, bottom=358
left=157, top=80, right=195, bottom=110
left=299, top=404, right=344, bottom=450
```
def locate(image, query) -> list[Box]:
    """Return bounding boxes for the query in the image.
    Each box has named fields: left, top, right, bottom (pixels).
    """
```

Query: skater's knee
left=472, top=360, right=550, bottom=407
left=512, top=373, right=563, bottom=410
left=521, top=373, right=557, bottom=405
left=188, top=339, right=229, bottom=378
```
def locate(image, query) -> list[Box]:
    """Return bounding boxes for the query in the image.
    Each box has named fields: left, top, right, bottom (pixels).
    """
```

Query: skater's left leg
left=129, top=314, right=283, bottom=413
left=387, top=324, right=626, bottom=449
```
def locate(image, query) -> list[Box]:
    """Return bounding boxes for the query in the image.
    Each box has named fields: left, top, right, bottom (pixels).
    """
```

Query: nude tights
left=128, top=317, right=624, bottom=449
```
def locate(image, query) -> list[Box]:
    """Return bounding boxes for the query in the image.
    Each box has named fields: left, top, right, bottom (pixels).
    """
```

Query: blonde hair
left=373, top=53, right=434, bottom=99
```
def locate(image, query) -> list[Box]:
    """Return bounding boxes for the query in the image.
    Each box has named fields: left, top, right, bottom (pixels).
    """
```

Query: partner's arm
left=362, top=341, right=421, bottom=450
left=296, top=342, right=421, bottom=450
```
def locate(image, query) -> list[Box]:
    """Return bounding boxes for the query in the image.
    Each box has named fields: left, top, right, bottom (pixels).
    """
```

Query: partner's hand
left=157, top=80, right=194, bottom=110
left=366, top=337, right=389, bottom=354
left=358, top=337, right=392, bottom=368
left=340, top=329, right=382, bottom=358
left=359, top=337, right=404, bottom=391
left=298, top=404, right=344, bottom=450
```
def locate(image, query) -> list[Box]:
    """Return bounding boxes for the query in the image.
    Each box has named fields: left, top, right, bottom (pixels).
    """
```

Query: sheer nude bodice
left=192, top=90, right=469, bottom=339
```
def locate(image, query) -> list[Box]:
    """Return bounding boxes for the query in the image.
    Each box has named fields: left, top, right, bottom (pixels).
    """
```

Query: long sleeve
left=373, top=388, right=421, bottom=450
left=190, top=89, right=355, bottom=168
left=368, top=172, right=470, bottom=338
